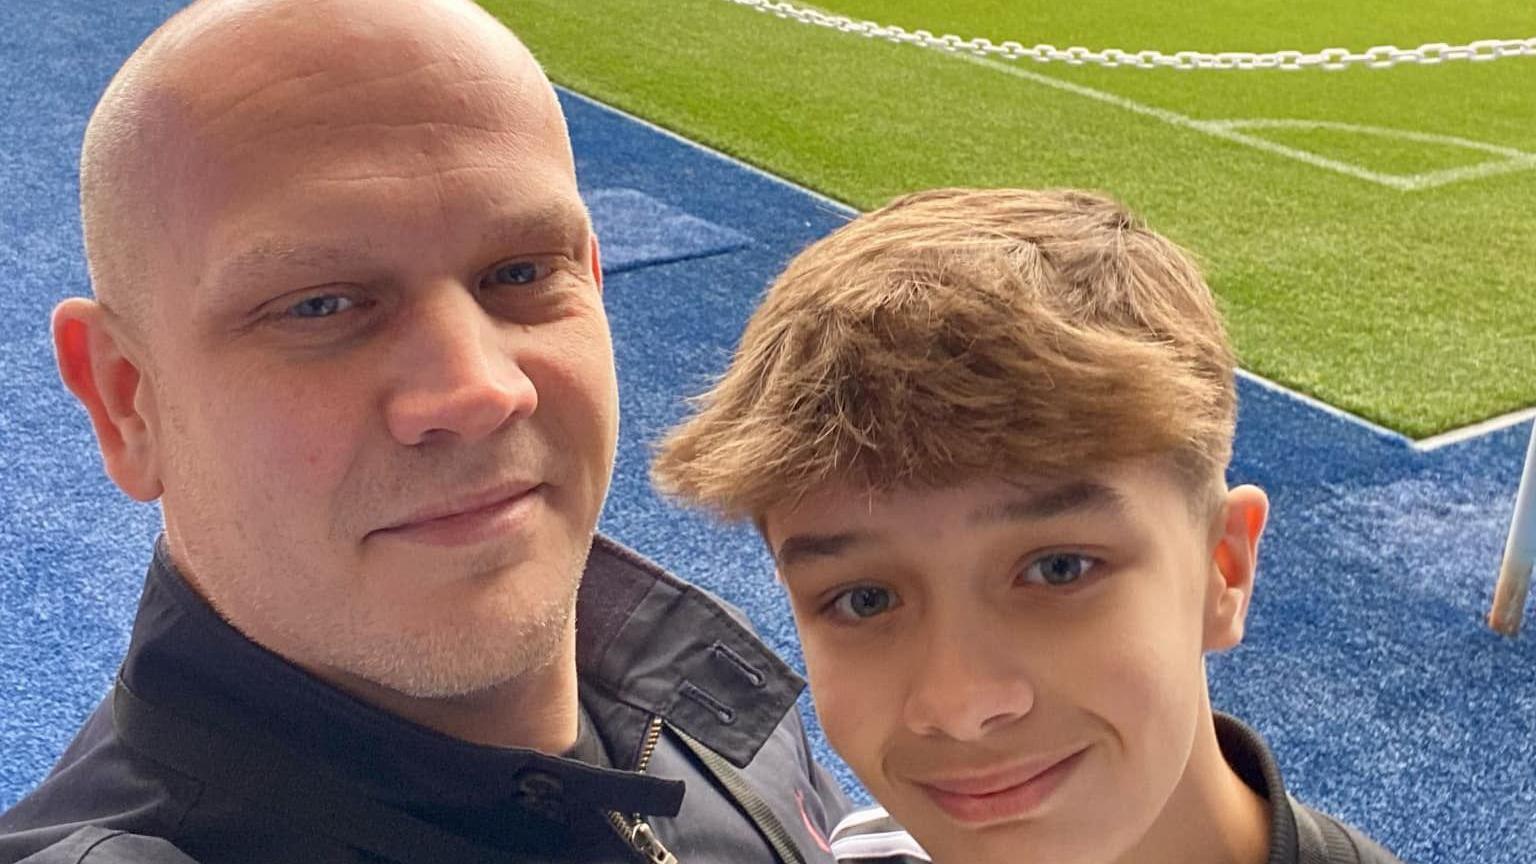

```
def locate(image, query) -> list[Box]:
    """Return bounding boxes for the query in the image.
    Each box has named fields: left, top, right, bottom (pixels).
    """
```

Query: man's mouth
left=372, top=482, right=545, bottom=547
left=913, top=746, right=1088, bottom=825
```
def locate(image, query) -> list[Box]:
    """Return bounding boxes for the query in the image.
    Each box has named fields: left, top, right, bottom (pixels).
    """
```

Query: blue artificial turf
left=2, top=3, right=1535, bottom=863
left=588, top=187, right=752, bottom=274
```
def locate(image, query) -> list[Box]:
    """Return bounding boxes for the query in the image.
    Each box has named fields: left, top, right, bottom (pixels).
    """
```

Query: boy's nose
left=901, top=618, right=1035, bottom=742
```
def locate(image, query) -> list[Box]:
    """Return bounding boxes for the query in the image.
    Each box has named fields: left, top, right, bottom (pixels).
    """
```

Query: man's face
left=138, top=45, right=617, bottom=700
left=765, top=464, right=1227, bottom=864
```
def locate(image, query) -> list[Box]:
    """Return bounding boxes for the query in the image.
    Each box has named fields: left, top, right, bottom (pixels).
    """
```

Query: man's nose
left=902, top=613, right=1035, bottom=742
left=383, top=288, right=538, bottom=446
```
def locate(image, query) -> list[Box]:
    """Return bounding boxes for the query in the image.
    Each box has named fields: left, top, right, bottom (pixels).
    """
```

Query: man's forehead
left=81, top=0, right=567, bottom=342
left=161, top=0, right=514, bottom=63
left=149, top=0, right=547, bottom=134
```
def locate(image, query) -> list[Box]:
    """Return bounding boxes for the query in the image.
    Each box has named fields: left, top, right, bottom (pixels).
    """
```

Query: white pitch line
left=562, top=88, right=1532, bottom=450
left=945, top=50, right=1536, bottom=192
left=559, top=88, right=859, bottom=218
left=1234, top=369, right=1414, bottom=445
left=1202, top=118, right=1536, bottom=191
left=945, top=51, right=1413, bottom=190
left=1237, top=369, right=1535, bottom=452
left=1205, top=119, right=1534, bottom=159
left=1405, top=154, right=1536, bottom=191
left=1416, top=406, right=1536, bottom=451
left=776, top=0, right=1536, bottom=192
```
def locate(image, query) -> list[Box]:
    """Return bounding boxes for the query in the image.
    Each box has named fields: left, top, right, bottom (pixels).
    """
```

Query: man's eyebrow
left=775, top=531, right=876, bottom=569
left=970, top=480, right=1129, bottom=525
left=208, top=201, right=592, bottom=292
left=213, top=242, right=361, bottom=288
left=486, top=199, right=590, bottom=245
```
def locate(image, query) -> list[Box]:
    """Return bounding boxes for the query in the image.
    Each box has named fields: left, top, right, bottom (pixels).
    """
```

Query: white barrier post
left=1490, top=421, right=1536, bottom=636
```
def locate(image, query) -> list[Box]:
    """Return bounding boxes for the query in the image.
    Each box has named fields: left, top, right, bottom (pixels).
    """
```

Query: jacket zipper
left=606, top=716, right=679, bottom=864
left=671, top=724, right=805, bottom=864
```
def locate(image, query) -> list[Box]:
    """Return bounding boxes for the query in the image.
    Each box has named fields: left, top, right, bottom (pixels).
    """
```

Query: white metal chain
left=724, top=0, right=1536, bottom=71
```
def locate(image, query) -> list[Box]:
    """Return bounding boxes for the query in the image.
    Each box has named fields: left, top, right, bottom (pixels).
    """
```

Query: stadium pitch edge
left=501, top=0, right=1536, bottom=438
left=558, top=86, right=1536, bottom=455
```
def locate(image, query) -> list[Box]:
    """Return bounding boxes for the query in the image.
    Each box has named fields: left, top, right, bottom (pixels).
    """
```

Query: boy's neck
left=1115, top=711, right=1271, bottom=864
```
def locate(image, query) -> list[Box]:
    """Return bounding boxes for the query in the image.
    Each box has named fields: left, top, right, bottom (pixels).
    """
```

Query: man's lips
left=913, top=746, right=1088, bottom=825
left=371, top=482, right=544, bottom=546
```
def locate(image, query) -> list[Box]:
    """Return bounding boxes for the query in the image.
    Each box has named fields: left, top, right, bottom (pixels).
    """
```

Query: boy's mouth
left=914, top=746, right=1089, bottom=825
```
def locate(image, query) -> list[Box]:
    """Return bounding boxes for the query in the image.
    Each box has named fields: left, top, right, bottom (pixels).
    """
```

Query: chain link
left=723, top=0, right=1536, bottom=71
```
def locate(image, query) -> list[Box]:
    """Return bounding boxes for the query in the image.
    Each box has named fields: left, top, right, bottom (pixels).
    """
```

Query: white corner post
left=1490, top=421, right=1536, bottom=636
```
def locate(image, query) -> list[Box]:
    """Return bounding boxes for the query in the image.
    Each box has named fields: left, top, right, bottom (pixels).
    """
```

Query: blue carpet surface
left=3, top=4, right=1535, bottom=864
left=588, top=187, right=752, bottom=274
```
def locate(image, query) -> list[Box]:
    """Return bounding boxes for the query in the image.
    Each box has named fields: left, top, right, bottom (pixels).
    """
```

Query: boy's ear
left=52, top=298, right=164, bottom=502
left=1202, top=484, right=1270, bottom=652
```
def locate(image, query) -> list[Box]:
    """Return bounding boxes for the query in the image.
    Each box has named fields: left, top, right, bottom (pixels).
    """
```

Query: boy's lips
left=913, top=746, right=1089, bottom=825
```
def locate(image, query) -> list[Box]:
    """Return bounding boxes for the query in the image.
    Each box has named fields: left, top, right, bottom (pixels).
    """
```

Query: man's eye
left=1020, top=553, right=1099, bottom=587
left=487, top=261, right=542, bottom=287
left=828, top=586, right=898, bottom=622
left=287, top=295, right=355, bottom=319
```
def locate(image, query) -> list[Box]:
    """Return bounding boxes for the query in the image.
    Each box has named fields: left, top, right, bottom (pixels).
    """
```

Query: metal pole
left=1489, top=421, right=1536, bottom=636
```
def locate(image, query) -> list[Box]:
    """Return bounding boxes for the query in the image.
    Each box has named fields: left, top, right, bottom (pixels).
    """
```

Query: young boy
left=651, top=189, right=1402, bottom=864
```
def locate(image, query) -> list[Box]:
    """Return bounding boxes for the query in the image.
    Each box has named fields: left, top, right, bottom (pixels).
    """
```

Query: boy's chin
left=885, top=778, right=1136, bottom=864
left=912, top=822, right=1096, bottom=864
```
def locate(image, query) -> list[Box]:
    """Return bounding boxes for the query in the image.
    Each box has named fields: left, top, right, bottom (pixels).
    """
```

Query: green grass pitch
left=487, top=0, right=1536, bottom=438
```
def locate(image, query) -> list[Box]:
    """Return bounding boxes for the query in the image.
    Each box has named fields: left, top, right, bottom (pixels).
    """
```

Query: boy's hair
left=652, top=188, right=1237, bottom=521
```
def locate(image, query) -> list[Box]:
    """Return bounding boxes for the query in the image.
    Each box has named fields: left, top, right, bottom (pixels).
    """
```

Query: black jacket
left=828, top=714, right=1402, bottom=864
left=0, top=535, right=851, bottom=863
left=1216, top=714, right=1402, bottom=864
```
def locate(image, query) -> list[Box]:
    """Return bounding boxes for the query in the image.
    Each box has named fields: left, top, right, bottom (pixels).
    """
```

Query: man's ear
left=52, top=298, right=163, bottom=502
left=589, top=234, right=604, bottom=293
left=1203, top=484, right=1269, bottom=652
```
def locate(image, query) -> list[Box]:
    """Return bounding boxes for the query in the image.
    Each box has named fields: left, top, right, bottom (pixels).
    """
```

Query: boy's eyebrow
left=969, top=480, right=1128, bottom=525
left=774, top=481, right=1126, bottom=568
left=774, top=531, right=873, bottom=569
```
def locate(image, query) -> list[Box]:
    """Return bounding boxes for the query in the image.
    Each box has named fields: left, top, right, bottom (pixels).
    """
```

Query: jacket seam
left=163, top=775, right=206, bottom=842
left=72, top=830, right=125, bottom=864
left=108, top=699, right=209, bottom=848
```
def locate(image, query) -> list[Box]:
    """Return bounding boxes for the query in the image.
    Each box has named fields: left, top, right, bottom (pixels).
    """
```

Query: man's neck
left=316, top=628, right=583, bottom=755
left=153, top=531, right=586, bottom=755
left=1116, top=711, right=1272, bottom=864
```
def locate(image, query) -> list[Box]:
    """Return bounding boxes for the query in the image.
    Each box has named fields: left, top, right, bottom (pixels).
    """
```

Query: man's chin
left=329, top=594, right=577, bottom=702
left=337, top=647, right=554, bottom=705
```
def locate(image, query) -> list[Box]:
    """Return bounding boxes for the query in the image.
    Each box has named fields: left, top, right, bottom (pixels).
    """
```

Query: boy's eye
left=828, top=586, right=898, bottom=622
left=1020, top=553, right=1099, bottom=587
left=287, top=294, right=356, bottom=319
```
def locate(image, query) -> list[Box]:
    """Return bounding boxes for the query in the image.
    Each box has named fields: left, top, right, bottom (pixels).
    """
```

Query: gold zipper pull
left=604, top=717, right=679, bottom=863
left=627, top=821, right=680, bottom=864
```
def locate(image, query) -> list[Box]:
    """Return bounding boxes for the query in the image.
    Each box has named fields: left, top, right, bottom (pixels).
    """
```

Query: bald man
left=0, top=1, right=849, bottom=862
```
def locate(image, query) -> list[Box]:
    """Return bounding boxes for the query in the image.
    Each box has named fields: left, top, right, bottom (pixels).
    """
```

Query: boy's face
left=765, top=462, right=1264, bottom=864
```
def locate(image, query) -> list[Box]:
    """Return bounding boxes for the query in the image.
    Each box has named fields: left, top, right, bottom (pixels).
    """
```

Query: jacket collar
left=119, top=533, right=804, bottom=815
left=576, top=535, right=806, bottom=767
left=1215, top=712, right=1301, bottom=864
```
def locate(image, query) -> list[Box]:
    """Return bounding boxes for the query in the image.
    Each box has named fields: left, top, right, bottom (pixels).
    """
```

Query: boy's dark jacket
left=0, top=535, right=850, bottom=863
